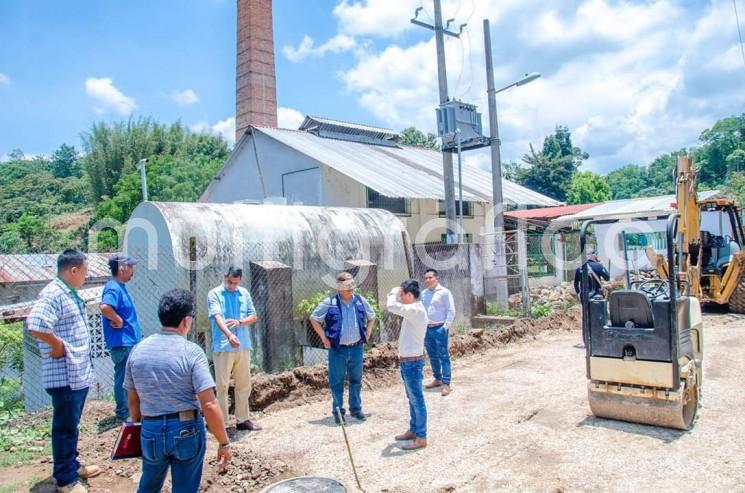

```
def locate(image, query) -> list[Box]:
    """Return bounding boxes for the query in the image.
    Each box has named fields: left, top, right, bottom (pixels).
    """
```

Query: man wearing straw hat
left=309, top=272, right=376, bottom=425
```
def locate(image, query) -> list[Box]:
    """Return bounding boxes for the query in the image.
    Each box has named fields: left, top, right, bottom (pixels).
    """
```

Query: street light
left=484, top=17, right=541, bottom=309
left=496, top=72, right=541, bottom=94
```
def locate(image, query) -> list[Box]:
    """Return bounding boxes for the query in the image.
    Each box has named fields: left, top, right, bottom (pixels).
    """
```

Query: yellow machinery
left=647, top=155, right=745, bottom=310
left=578, top=154, right=745, bottom=429
left=580, top=214, right=702, bottom=429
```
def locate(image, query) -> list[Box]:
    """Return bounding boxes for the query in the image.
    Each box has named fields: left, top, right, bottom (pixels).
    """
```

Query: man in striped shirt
left=27, top=249, right=101, bottom=493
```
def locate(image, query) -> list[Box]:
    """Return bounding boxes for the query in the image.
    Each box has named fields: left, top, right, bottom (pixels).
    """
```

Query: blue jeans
left=110, top=346, right=132, bottom=419
left=328, top=343, right=364, bottom=415
left=46, top=386, right=89, bottom=487
left=138, top=414, right=206, bottom=493
left=424, top=325, right=451, bottom=385
left=400, top=359, right=427, bottom=439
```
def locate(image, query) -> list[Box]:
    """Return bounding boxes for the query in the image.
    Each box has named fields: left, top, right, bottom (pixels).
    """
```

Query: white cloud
left=171, top=88, right=200, bottom=106
left=333, top=0, right=420, bottom=37
left=0, top=73, right=9, bottom=87
left=334, top=0, right=745, bottom=173
left=191, top=117, right=236, bottom=146
left=84, top=77, right=137, bottom=115
left=283, top=34, right=357, bottom=62
left=277, top=107, right=305, bottom=129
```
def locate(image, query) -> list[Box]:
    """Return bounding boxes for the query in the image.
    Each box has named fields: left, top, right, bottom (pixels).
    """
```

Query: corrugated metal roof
left=0, top=253, right=112, bottom=285
left=299, top=115, right=398, bottom=137
left=255, top=127, right=561, bottom=207
left=551, top=191, right=723, bottom=225
left=0, top=285, right=104, bottom=321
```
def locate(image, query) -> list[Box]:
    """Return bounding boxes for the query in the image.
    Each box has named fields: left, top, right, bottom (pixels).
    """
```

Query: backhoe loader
left=646, top=155, right=745, bottom=311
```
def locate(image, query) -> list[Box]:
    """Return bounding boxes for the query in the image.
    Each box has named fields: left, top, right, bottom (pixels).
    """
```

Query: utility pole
left=411, top=1, right=463, bottom=243
left=483, top=19, right=509, bottom=308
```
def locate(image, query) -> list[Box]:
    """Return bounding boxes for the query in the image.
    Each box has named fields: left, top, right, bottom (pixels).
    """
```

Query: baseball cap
left=108, top=252, right=140, bottom=266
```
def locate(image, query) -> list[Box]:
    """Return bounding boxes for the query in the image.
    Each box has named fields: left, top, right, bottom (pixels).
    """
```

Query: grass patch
left=0, top=379, right=51, bottom=466
left=0, top=475, right=42, bottom=493
left=485, top=302, right=554, bottom=319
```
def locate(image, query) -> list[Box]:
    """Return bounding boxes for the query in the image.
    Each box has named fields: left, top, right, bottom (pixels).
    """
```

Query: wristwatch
left=218, top=442, right=231, bottom=449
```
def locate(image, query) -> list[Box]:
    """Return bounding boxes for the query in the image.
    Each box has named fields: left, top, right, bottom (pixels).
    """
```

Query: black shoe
left=333, top=411, right=346, bottom=425
left=350, top=411, right=367, bottom=421
left=236, top=419, right=262, bottom=431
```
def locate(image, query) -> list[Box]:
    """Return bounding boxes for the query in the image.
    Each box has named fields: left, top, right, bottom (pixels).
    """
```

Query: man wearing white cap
left=309, top=272, right=376, bottom=424
left=100, top=253, right=142, bottom=422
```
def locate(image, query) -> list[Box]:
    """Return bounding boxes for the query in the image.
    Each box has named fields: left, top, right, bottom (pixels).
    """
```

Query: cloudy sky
left=0, top=0, right=743, bottom=173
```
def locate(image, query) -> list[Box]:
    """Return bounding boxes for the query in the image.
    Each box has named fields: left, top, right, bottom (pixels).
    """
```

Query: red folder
left=111, top=422, right=142, bottom=460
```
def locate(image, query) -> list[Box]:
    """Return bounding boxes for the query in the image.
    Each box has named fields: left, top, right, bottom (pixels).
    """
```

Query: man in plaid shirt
left=26, top=249, right=100, bottom=493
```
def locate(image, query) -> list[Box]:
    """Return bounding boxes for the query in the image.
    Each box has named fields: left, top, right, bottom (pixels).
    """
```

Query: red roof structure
left=505, top=203, right=598, bottom=223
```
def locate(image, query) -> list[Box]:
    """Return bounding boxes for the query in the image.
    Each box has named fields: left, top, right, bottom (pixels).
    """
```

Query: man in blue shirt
left=309, top=272, right=376, bottom=424
left=100, top=253, right=142, bottom=422
left=207, top=266, right=261, bottom=431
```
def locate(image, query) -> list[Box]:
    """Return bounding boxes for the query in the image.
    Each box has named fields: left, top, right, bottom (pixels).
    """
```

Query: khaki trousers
left=213, top=349, right=252, bottom=423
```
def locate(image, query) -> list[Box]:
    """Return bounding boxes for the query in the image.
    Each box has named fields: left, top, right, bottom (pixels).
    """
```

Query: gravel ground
left=4, top=311, right=744, bottom=492
left=240, top=312, right=745, bottom=493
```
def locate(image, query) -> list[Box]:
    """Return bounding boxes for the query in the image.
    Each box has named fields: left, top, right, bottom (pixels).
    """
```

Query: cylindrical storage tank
left=122, top=202, right=411, bottom=366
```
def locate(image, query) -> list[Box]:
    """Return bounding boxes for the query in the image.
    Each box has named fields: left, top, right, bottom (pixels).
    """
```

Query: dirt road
left=4, top=312, right=745, bottom=492
left=243, top=312, right=745, bottom=492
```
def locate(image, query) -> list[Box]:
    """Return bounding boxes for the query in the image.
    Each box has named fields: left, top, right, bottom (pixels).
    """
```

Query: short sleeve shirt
left=207, top=285, right=255, bottom=353
left=25, top=278, right=95, bottom=390
left=101, top=279, right=142, bottom=349
left=124, top=333, right=215, bottom=417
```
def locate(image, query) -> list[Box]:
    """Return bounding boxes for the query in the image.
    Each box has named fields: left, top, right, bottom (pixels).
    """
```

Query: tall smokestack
left=236, top=0, right=277, bottom=141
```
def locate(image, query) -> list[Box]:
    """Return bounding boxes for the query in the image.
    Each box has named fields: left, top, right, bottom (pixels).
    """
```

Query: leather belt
left=427, top=323, right=445, bottom=328
left=399, top=355, right=424, bottom=363
left=339, top=340, right=363, bottom=348
left=143, top=410, right=197, bottom=421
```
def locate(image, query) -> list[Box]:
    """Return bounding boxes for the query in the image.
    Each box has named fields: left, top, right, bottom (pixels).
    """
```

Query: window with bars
left=367, top=188, right=410, bottom=215
left=438, top=200, right=474, bottom=218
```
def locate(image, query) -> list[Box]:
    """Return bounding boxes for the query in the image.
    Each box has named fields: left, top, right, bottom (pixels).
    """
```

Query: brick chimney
left=236, top=0, right=277, bottom=141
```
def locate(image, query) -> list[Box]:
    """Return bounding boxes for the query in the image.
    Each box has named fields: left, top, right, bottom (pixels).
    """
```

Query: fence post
left=517, top=228, right=531, bottom=316
left=188, top=236, right=198, bottom=343
left=250, top=260, right=298, bottom=372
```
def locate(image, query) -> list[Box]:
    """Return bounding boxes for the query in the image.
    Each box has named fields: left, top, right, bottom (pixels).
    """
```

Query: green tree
left=695, top=114, right=745, bottom=186
left=50, top=144, right=81, bottom=178
left=82, top=118, right=225, bottom=203
left=94, top=152, right=227, bottom=224
left=517, top=126, right=588, bottom=202
left=399, top=127, right=440, bottom=150
left=16, top=213, right=44, bottom=251
left=606, top=164, right=648, bottom=199
left=566, top=171, right=611, bottom=204
left=645, top=152, right=680, bottom=194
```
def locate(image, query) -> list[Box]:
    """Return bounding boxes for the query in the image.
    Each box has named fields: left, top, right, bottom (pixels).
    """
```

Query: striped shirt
left=124, top=333, right=215, bottom=417
left=26, top=278, right=95, bottom=390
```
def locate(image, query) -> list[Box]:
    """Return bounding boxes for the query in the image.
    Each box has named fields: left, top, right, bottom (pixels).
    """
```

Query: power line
left=734, top=0, right=745, bottom=67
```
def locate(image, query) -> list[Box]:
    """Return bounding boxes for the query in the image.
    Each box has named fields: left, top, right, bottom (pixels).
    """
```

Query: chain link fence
left=2, top=226, right=567, bottom=412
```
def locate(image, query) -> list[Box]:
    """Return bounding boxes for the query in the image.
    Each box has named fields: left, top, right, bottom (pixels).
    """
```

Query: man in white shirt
left=421, top=269, right=456, bottom=396
left=386, top=280, right=429, bottom=451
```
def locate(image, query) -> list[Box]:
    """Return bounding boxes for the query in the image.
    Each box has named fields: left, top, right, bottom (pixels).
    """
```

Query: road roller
left=579, top=214, right=702, bottom=430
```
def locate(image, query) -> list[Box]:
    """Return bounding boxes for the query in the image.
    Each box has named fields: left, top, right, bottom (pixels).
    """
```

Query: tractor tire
left=729, top=279, right=745, bottom=313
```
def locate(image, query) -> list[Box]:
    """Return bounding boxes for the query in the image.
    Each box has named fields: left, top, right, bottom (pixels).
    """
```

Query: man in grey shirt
left=125, top=289, right=231, bottom=493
